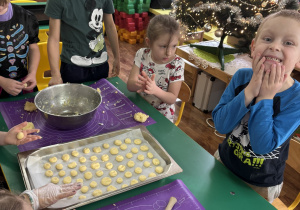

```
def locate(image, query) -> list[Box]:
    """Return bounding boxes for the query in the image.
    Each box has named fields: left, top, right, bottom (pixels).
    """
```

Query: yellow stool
left=36, top=42, right=62, bottom=91
left=38, top=29, right=49, bottom=43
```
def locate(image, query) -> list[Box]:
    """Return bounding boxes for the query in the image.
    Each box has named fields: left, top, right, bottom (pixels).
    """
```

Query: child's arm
left=23, top=43, right=40, bottom=90
left=212, top=70, right=251, bottom=134
left=0, top=76, right=24, bottom=96
left=143, top=72, right=181, bottom=105
left=48, top=17, right=63, bottom=86
left=103, top=13, right=120, bottom=77
left=0, top=122, right=41, bottom=146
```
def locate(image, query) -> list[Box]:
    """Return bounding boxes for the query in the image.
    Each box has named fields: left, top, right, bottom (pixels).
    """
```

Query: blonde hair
left=0, top=189, right=26, bottom=210
left=146, top=15, right=180, bottom=43
left=255, top=9, right=300, bottom=40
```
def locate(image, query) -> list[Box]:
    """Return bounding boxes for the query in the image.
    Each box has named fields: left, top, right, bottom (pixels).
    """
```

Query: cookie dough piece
left=137, top=154, right=144, bottom=161
left=45, top=170, right=53, bottom=177
left=139, top=175, right=147, bottom=181
left=22, top=122, right=35, bottom=130
left=56, top=164, right=63, bottom=170
left=58, top=170, right=66, bottom=177
left=93, top=146, right=101, bottom=153
left=71, top=150, right=79, bottom=157
left=101, top=154, right=109, bottom=162
left=90, top=181, right=97, bottom=188
left=79, top=157, right=87, bottom=163
left=143, top=161, right=151, bottom=168
left=124, top=138, right=131, bottom=144
left=96, top=170, right=104, bottom=177
left=131, top=147, right=138, bottom=154
left=134, top=138, right=142, bottom=145
left=79, top=195, right=86, bottom=199
left=115, top=155, right=124, bottom=162
left=76, top=178, right=83, bottom=183
left=147, top=152, right=154, bottom=159
left=51, top=177, right=59, bottom=184
left=68, top=162, right=77, bottom=169
left=127, top=160, right=135, bottom=168
left=109, top=170, right=118, bottom=177
left=79, top=165, right=87, bottom=172
left=134, top=167, right=142, bottom=174
left=91, top=162, right=100, bottom=170
left=152, top=158, right=160, bottom=166
left=130, top=179, right=139, bottom=185
left=62, top=154, right=70, bottom=161
left=105, top=162, right=113, bottom=169
left=155, top=166, right=164, bottom=174
left=84, top=172, right=93, bottom=180
left=114, top=140, right=122, bottom=146
left=117, top=165, right=126, bottom=172
left=126, top=153, right=133, bottom=159
left=121, top=184, right=128, bottom=188
left=116, top=177, right=123, bottom=184
left=90, top=155, right=98, bottom=161
left=124, top=171, right=132, bottom=178
left=103, top=143, right=110, bottom=149
left=49, top=157, right=57, bottom=163
left=17, top=132, right=24, bottom=140
left=140, top=145, right=149, bottom=151
left=134, top=112, right=149, bottom=123
left=43, top=163, right=51, bottom=170
left=110, top=147, right=119, bottom=155
left=92, top=189, right=103, bottom=197
left=82, top=148, right=90, bottom=154
left=63, top=176, right=72, bottom=184
left=107, top=185, right=117, bottom=192
left=149, top=172, right=157, bottom=177
left=101, top=177, right=112, bottom=186
left=24, top=101, right=37, bottom=112
left=81, top=186, right=89, bottom=193
left=70, top=170, right=78, bottom=177
left=120, top=144, right=127, bottom=150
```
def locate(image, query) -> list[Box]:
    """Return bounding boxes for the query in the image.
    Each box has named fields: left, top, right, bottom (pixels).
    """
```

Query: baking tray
left=18, top=125, right=183, bottom=209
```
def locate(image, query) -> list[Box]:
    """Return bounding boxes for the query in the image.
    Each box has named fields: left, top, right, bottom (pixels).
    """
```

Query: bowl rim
left=34, top=83, right=102, bottom=117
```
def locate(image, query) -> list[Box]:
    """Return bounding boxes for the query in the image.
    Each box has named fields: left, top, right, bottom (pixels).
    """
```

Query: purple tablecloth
left=99, top=179, right=205, bottom=210
left=0, top=79, right=156, bottom=152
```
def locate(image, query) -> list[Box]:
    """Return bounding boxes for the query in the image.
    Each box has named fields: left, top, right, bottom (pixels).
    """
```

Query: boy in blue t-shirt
left=212, top=10, right=300, bottom=203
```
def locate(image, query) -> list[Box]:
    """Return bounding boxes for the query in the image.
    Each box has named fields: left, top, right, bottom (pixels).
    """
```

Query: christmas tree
left=171, top=0, right=299, bottom=69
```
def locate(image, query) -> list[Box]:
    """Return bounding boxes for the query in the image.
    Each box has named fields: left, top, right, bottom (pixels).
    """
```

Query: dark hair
left=146, top=15, right=180, bottom=43
left=0, top=0, right=10, bottom=6
left=255, top=9, right=300, bottom=40
left=0, top=189, right=26, bottom=210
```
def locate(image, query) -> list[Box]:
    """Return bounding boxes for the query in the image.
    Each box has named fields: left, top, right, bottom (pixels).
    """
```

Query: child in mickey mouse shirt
left=127, top=15, right=185, bottom=122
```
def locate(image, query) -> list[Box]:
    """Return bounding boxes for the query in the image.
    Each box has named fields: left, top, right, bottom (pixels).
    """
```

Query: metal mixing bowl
left=34, top=84, right=101, bottom=130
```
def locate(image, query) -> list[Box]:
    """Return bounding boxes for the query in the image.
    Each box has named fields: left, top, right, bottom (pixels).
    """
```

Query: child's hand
left=4, top=122, right=41, bottom=146
left=144, top=74, right=159, bottom=95
left=136, top=71, right=148, bottom=93
left=244, top=53, right=265, bottom=105
left=49, top=75, right=63, bottom=86
left=1, top=77, right=24, bottom=96
left=22, top=73, right=37, bottom=91
left=257, top=63, right=287, bottom=102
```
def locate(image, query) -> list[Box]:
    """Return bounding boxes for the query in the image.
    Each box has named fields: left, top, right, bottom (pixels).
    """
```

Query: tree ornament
left=203, top=23, right=212, bottom=32
left=214, top=29, right=223, bottom=37
left=254, top=13, right=263, bottom=20
left=227, top=17, right=231, bottom=23
left=261, top=1, right=267, bottom=7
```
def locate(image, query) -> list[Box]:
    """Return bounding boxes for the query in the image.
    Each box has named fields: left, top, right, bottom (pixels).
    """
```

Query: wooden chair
left=36, top=42, right=62, bottom=91
left=272, top=138, right=300, bottom=210
left=174, top=81, right=191, bottom=126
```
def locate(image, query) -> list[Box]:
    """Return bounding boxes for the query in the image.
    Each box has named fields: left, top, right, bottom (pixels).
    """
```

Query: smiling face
left=147, top=33, right=179, bottom=64
left=251, top=16, right=300, bottom=76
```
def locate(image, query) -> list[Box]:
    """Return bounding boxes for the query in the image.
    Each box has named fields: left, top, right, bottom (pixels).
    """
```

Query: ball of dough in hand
left=17, top=132, right=24, bottom=140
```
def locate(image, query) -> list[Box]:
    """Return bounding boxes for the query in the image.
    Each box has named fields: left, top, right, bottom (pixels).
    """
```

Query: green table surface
left=0, top=77, right=275, bottom=210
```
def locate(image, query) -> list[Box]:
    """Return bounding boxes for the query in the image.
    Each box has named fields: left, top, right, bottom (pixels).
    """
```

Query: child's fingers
left=18, top=135, right=41, bottom=145
left=24, top=129, right=40, bottom=135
